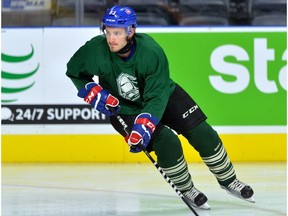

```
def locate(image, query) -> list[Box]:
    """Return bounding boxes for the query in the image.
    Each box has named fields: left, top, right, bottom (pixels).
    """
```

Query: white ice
left=2, top=162, right=286, bottom=216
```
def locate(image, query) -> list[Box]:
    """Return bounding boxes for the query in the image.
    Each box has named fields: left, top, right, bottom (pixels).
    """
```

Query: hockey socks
left=201, top=143, right=236, bottom=186
left=183, top=121, right=236, bottom=186
left=161, top=155, right=193, bottom=191
left=151, top=127, right=194, bottom=192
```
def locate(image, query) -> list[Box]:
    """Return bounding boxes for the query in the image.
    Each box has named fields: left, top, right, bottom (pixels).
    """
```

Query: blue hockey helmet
left=101, top=6, right=137, bottom=34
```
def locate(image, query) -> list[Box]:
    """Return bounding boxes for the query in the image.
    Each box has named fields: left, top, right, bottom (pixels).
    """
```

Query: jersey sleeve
left=141, top=47, right=175, bottom=120
left=65, top=46, right=94, bottom=91
left=66, top=36, right=107, bottom=91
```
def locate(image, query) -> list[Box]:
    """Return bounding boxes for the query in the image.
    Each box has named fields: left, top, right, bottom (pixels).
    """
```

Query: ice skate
left=183, top=186, right=210, bottom=210
left=221, top=179, right=255, bottom=203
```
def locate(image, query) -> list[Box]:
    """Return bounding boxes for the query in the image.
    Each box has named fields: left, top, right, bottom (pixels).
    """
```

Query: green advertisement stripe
left=1, top=45, right=34, bottom=62
left=150, top=31, right=286, bottom=126
left=1, top=99, right=17, bottom=103
left=1, top=63, right=39, bottom=79
left=2, top=82, right=35, bottom=93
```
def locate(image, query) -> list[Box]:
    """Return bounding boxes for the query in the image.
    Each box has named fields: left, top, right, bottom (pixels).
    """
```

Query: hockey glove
left=78, top=82, right=120, bottom=116
left=126, top=113, right=159, bottom=153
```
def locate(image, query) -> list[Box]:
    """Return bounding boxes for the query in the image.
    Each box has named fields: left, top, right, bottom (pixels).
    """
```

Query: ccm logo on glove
left=126, top=113, right=159, bottom=153
left=84, top=85, right=102, bottom=104
left=78, top=82, right=120, bottom=116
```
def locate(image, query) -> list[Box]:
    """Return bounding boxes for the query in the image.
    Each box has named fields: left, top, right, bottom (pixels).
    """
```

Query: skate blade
left=189, top=201, right=211, bottom=210
left=226, top=191, right=256, bottom=203
left=244, top=196, right=255, bottom=203
left=198, top=202, right=211, bottom=210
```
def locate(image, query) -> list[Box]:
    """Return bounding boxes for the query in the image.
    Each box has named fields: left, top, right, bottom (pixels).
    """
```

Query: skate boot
left=183, top=186, right=210, bottom=210
left=221, top=178, right=255, bottom=203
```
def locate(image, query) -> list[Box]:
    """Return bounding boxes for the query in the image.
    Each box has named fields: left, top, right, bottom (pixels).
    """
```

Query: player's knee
left=152, top=127, right=183, bottom=167
left=183, top=121, right=221, bottom=156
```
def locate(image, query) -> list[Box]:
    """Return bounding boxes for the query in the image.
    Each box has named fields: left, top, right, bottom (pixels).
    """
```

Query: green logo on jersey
left=117, top=73, right=140, bottom=101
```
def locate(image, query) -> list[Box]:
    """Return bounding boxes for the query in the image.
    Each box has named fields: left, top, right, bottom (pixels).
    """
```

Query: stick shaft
left=110, top=109, right=199, bottom=216
left=139, top=145, right=199, bottom=215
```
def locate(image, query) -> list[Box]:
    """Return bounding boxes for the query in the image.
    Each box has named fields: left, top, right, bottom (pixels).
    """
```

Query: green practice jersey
left=66, top=33, right=176, bottom=119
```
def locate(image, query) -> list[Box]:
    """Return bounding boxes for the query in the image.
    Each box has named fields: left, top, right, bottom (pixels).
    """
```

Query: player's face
left=105, top=27, right=129, bottom=52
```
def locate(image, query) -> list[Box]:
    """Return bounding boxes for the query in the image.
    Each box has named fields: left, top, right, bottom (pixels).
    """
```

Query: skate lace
left=228, top=179, right=246, bottom=192
left=184, top=187, right=199, bottom=200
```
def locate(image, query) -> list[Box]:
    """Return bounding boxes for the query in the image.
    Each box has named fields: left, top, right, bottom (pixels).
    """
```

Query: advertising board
left=1, top=27, right=286, bottom=162
left=2, top=27, right=286, bottom=134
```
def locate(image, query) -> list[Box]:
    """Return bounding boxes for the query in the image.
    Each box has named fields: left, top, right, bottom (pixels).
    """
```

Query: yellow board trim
left=2, top=134, right=286, bottom=162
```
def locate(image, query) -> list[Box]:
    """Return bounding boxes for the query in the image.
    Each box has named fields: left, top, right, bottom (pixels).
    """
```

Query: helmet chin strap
left=117, top=37, right=134, bottom=55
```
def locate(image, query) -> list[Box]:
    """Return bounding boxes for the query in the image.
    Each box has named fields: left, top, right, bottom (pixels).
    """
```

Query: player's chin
left=109, top=46, right=120, bottom=53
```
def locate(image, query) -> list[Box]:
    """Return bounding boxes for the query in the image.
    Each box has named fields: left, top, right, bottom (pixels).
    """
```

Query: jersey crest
left=117, top=73, right=140, bottom=101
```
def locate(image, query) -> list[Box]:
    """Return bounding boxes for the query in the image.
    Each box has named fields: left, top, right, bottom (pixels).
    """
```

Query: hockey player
left=66, top=5, right=255, bottom=210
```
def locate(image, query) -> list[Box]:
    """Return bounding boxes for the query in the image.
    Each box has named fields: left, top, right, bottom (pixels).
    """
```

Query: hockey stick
left=109, top=108, right=199, bottom=216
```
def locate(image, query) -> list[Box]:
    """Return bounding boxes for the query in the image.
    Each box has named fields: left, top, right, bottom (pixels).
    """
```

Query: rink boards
left=2, top=133, right=286, bottom=162
left=1, top=27, right=286, bottom=162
